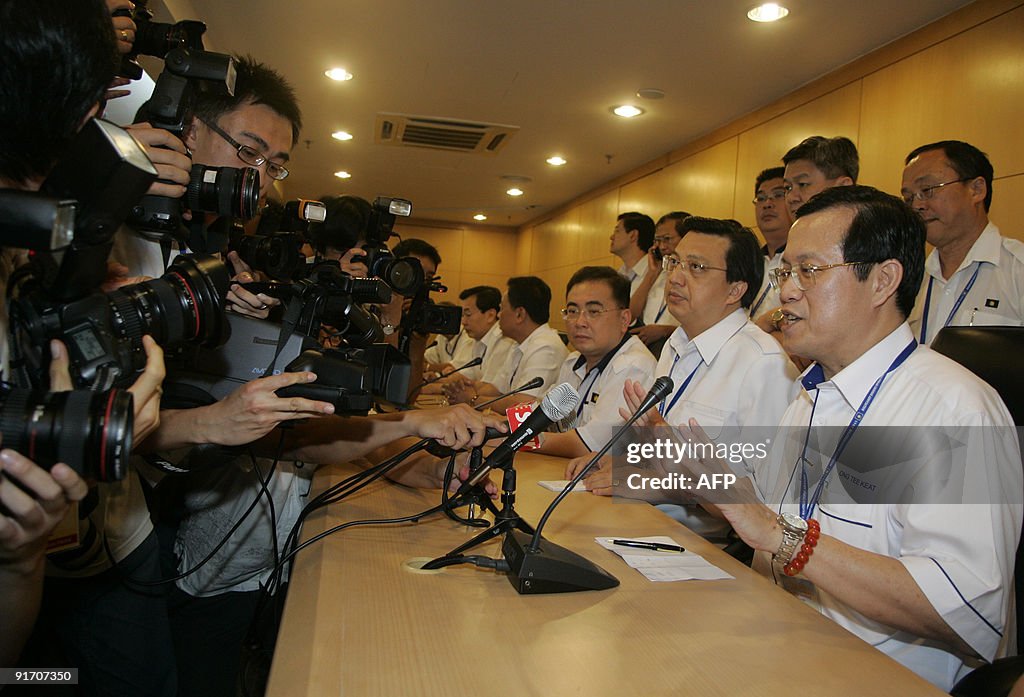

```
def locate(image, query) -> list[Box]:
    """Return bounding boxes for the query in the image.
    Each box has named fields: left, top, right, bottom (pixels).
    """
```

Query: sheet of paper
left=538, top=480, right=588, bottom=492
left=595, top=536, right=734, bottom=582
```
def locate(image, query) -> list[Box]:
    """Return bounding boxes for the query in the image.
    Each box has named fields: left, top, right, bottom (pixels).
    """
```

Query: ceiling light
left=325, top=68, right=353, bottom=81
left=611, top=105, right=645, bottom=118
left=747, top=3, right=789, bottom=22
left=546, top=156, right=567, bottom=166
left=473, top=214, right=488, bottom=221
left=334, top=170, right=351, bottom=179
left=331, top=131, right=354, bottom=141
left=506, top=188, right=524, bottom=197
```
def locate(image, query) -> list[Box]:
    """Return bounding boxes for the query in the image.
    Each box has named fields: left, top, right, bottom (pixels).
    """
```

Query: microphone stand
left=422, top=451, right=534, bottom=569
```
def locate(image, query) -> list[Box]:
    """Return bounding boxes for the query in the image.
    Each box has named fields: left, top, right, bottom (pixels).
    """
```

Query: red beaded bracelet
left=784, top=518, right=820, bottom=577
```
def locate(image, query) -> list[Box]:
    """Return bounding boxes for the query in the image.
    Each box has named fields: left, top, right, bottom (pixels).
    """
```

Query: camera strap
left=262, top=296, right=306, bottom=378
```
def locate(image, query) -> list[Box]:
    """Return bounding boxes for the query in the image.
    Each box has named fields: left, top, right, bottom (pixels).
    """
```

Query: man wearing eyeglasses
left=580, top=218, right=797, bottom=539
left=628, top=211, right=687, bottom=355
left=901, top=140, right=1024, bottom=345
left=747, top=167, right=793, bottom=321
left=536, top=267, right=656, bottom=458
left=708, top=185, right=1020, bottom=691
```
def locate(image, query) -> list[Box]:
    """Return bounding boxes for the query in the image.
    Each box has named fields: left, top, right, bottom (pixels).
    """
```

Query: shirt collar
left=514, top=323, right=552, bottom=354
left=667, top=308, right=747, bottom=367
left=571, top=332, right=632, bottom=377
left=480, top=321, right=505, bottom=350
left=800, top=322, right=916, bottom=409
left=924, top=221, right=1001, bottom=279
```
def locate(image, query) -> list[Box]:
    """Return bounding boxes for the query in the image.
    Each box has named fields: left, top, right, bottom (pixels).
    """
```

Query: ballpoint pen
left=612, top=539, right=686, bottom=553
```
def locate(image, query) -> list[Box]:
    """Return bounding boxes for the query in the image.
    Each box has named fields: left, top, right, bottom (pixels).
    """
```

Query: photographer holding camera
left=0, top=0, right=170, bottom=691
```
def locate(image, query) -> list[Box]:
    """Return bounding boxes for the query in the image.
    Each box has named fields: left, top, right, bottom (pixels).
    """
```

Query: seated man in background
left=747, top=167, right=793, bottom=320
left=539, top=266, right=656, bottom=458
left=443, top=276, right=567, bottom=410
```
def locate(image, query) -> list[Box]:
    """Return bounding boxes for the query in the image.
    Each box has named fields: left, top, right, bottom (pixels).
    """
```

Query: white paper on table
left=595, top=536, right=734, bottom=582
left=538, top=480, right=588, bottom=492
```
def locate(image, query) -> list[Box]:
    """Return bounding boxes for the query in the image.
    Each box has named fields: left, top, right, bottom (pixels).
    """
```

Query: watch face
left=781, top=512, right=808, bottom=533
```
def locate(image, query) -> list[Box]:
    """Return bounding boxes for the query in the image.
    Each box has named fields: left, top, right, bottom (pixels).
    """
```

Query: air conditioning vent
left=375, top=113, right=518, bottom=154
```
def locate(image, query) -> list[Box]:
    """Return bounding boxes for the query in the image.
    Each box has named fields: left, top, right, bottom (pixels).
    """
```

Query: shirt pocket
left=678, top=402, right=731, bottom=441
left=968, top=308, right=1023, bottom=327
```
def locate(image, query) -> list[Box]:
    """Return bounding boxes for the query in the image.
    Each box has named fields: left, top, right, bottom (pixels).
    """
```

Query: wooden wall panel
left=530, top=208, right=581, bottom=272
left=732, top=83, right=863, bottom=230
left=577, top=189, right=621, bottom=264
left=859, top=6, right=1024, bottom=192
left=991, top=174, right=1024, bottom=243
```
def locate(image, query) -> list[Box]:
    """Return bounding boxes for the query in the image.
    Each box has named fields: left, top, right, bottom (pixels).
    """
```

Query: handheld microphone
left=457, top=383, right=579, bottom=492
left=501, top=376, right=674, bottom=594
left=416, top=356, right=482, bottom=389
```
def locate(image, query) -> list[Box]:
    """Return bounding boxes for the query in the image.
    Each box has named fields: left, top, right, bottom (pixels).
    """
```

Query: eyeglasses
left=653, top=235, right=677, bottom=244
left=200, top=118, right=290, bottom=181
left=752, top=189, right=787, bottom=205
left=560, top=306, right=624, bottom=322
left=769, top=261, right=873, bottom=291
left=662, top=255, right=728, bottom=276
left=901, top=178, right=971, bottom=205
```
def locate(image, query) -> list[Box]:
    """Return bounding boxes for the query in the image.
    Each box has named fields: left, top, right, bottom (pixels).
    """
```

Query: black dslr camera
left=230, top=199, right=327, bottom=281
left=356, top=197, right=423, bottom=297
left=114, top=0, right=207, bottom=80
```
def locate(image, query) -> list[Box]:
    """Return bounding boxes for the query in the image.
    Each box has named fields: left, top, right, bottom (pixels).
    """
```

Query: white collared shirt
left=640, top=269, right=680, bottom=328
left=556, top=335, right=657, bottom=450
left=469, top=321, right=516, bottom=384
left=748, top=248, right=784, bottom=320
left=657, top=309, right=799, bottom=443
left=488, top=323, right=568, bottom=397
left=618, top=255, right=650, bottom=297
left=910, top=222, right=1024, bottom=345
left=425, top=329, right=475, bottom=369
left=752, top=323, right=1022, bottom=690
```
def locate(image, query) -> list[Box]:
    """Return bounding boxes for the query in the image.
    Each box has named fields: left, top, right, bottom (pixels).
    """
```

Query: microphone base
left=502, top=530, right=619, bottom=595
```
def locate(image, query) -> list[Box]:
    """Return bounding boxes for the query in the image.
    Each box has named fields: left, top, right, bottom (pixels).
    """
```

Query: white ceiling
left=150, top=0, right=974, bottom=228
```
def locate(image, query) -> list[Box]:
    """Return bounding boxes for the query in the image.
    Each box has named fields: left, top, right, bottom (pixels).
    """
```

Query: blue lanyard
left=658, top=353, right=702, bottom=417
left=918, top=264, right=980, bottom=344
left=654, top=302, right=668, bottom=323
left=748, top=284, right=771, bottom=319
left=798, top=339, right=917, bottom=519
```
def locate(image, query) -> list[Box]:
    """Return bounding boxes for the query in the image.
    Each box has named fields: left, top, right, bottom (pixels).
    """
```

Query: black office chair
left=932, top=326, right=1024, bottom=697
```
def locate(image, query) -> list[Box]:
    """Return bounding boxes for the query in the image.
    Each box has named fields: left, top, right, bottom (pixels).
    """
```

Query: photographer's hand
left=125, top=123, right=191, bottom=199
left=128, top=336, right=165, bottom=444
left=226, top=251, right=279, bottom=319
left=47, top=340, right=74, bottom=392
left=337, top=247, right=369, bottom=277
left=108, top=0, right=136, bottom=55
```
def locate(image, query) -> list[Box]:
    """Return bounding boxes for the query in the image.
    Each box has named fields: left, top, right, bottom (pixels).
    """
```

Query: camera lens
left=106, top=254, right=230, bottom=349
left=132, top=19, right=176, bottom=58
left=0, top=387, right=134, bottom=482
left=234, top=233, right=306, bottom=281
left=186, top=165, right=260, bottom=220
left=379, top=257, right=424, bottom=298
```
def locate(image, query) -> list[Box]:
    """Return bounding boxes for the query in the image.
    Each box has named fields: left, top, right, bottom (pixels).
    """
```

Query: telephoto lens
left=106, top=254, right=231, bottom=349
left=186, top=164, right=260, bottom=219
left=0, top=387, right=134, bottom=482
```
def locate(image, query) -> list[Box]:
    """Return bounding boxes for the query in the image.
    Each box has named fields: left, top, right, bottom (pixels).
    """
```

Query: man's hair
left=192, top=55, right=303, bottom=146
left=783, top=136, right=859, bottom=183
left=0, top=0, right=117, bottom=185
left=308, top=195, right=370, bottom=252
left=617, top=212, right=656, bottom=251
left=796, top=185, right=925, bottom=319
left=393, top=238, right=441, bottom=267
left=678, top=217, right=764, bottom=309
left=566, top=266, right=631, bottom=310
left=459, top=285, right=501, bottom=314
left=755, top=166, right=787, bottom=193
left=656, top=211, right=690, bottom=228
left=905, top=140, right=994, bottom=213
left=507, top=276, right=552, bottom=324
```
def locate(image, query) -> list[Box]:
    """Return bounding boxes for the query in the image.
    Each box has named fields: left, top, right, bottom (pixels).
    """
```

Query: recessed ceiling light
left=473, top=214, right=488, bottom=221
left=546, top=156, right=567, bottom=166
left=331, top=131, right=354, bottom=141
left=506, top=188, right=524, bottom=197
left=611, top=105, right=645, bottom=118
left=334, top=170, right=351, bottom=179
left=747, top=3, right=789, bottom=22
left=325, top=68, right=353, bottom=81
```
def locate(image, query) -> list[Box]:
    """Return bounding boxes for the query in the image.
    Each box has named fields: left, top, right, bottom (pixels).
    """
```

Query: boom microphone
left=416, top=356, right=482, bottom=389
left=474, top=376, right=544, bottom=410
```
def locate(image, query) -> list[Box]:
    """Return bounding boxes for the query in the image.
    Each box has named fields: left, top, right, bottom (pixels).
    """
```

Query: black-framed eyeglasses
left=769, top=261, right=873, bottom=291
left=753, top=189, right=787, bottom=205
left=200, top=118, right=290, bottom=181
left=901, top=178, right=971, bottom=205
